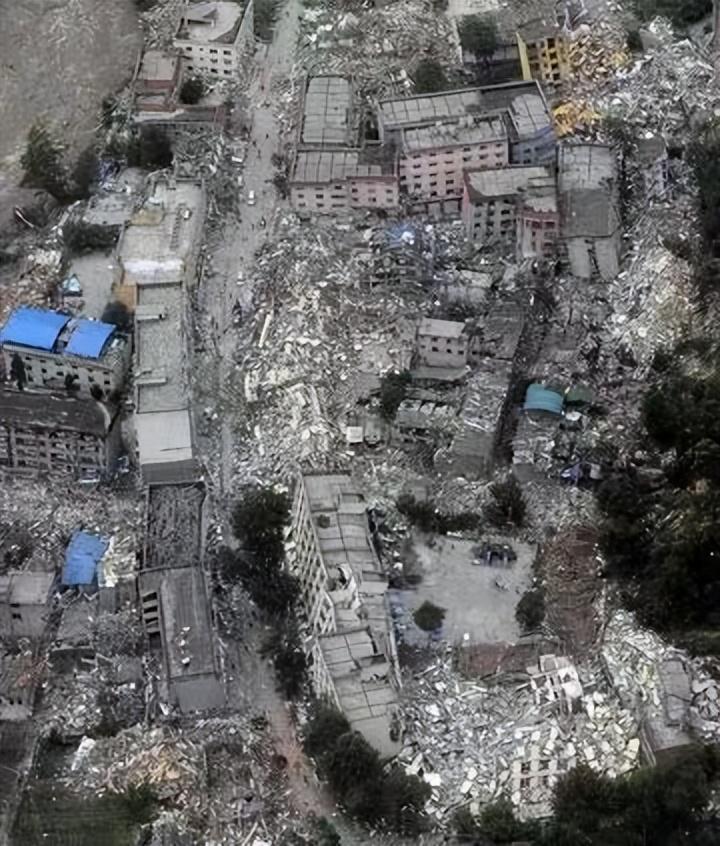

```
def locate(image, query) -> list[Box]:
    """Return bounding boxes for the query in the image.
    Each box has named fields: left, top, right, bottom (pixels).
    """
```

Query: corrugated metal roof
left=65, top=319, right=116, bottom=358
left=63, top=530, right=109, bottom=586
left=524, top=383, right=564, bottom=415
left=0, top=307, right=69, bottom=351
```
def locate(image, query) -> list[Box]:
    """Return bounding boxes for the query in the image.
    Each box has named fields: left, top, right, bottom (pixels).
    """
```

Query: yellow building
left=517, top=25, right=569, bottom=86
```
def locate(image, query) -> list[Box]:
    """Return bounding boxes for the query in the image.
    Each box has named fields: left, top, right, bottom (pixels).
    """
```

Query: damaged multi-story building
left=414, top=318, right=481, bottom=370
left=174, top=0, right=254, bottom=78
left=117, top=177, right=205, bottom=484
left=288, top=474, right=401, bottom=758
left=462, top=164, right=558, bottom=259
left=290, top=76, right=399, bottom=212
left=0, top=571, right=55, bottom=640
left=376, top=80, right=556, bottom=214
left=0, top=306, right=130, bottom=398
left=558, top=143, right=621, bottom=280
left=0, top=388, right=122, bottom=478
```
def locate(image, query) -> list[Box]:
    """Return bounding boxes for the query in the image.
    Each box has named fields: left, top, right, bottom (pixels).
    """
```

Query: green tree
left=459, top=14, right=498, bottom=59
left=515, top=589, right=544, bottom=632
left=379, top=370, right=411, bottom=420
left=64, top=221, right=119, bottom=254
left=20, top=120, right=67, bottom=200
left=10, top=353, right=27, bottom=391
left=72, top=146, right=99, bottom=199
left=303, top=704, right=351, bottom=763
left=262, top=618, right=307, bottom=698
left=101, top=301, right=133, bottom=332
left=325, top=731, right=382, bottom=796
left=232, top=486, right=290, bottom=556
left=413, top=59, right=447, bottom=93
left=180, top=76, right=205, bottom=105
left=127, top=126, right=173, bottom=170
left=413, top=600, right=446, bottom=634
left=633, top=0, right=711, bottom=28
left=485, top=475, right=526, bottom=527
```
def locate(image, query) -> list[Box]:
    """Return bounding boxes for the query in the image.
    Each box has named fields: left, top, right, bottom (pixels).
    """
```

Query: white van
left=247, top=190, right=256, bottom=205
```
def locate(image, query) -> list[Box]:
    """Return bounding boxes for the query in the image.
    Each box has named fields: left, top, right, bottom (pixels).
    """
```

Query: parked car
left=247, top=190, right=256, bottom=205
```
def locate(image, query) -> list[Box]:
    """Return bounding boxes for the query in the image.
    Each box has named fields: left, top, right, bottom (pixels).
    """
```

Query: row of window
left=186, top=65, right=233, bottom=76
left=183, top=46, right=233, bottom=56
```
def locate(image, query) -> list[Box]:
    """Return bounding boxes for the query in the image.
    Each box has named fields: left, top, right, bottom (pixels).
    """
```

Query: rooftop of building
left=418, top=317, right=468, bottom=338
left=319, top=627, right=400, bottom=758
left=135, top=284, right=187, bottom=414
left=176, top=1, right=245, bottom=44
left=292, top=149, right=394, bottom=184
left=138, top=49, right=179, bottom=82
left=464, top=164, right=553, bottom=201
left=135, top=409, right=196, bottom=473
left=0, top=570, right=55, bottom=606
left=0, top=388, right=116, bottom=437
left=0, top=307, right=119, bottom=360
left=558, top=143, right=620, bottom=238
left=301, top=76, right=353, bottom=146
left=505, top=92, right=553, bottom=138
left=402, top=113, right=506, bottom=153
left=159, top=566, right=217, bottom=680
left=377, top=80, right=548, bottom=133
left=118, top=178, right=204, bottom=286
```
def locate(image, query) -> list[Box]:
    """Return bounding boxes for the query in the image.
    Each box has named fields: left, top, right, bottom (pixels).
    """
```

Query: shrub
left=515, top=589, right=544, bottom=632
left=379, top=370, right=411, bottom=420
left=413, top=600, right=446, bottom=634
left=413, top=59, right=447, bottom=93
left=180, top=77, right=205, bottom=105
left=485, top=476, right=526, bottom=527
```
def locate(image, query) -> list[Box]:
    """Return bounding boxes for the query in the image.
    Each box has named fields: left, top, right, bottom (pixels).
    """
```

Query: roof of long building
left=0, top=388, right=115, bottom=437
left=0, top=307, right=117, bottom=359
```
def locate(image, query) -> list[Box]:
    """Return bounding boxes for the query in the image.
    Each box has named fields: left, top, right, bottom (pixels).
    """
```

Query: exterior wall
left=464, top=193, right=517, bottom=244
left=566, top=234, right=621, bottom=281
left=0, top=419, right=117, bottom=476
left=0, top=693, right=32, bottom=721
left=518, top=33, right=569, bottom=86
left=416, top=331, right=472, bottom=368
left=291, top=177, right=398, bottom=214
left=643, top=157, right=669, bottom=199
left=510, top=128, right=556, bottom=165
left=517, top=207, right=559, bottom=260
left=399, top=140, right=508, bottom=201
left=0, top=602, right=48, bottom=640
left=348, top=177, right=399, bottom=209
left=1, top=341, right=130, bottom=398
left=290, top=481, right=335, bottom=634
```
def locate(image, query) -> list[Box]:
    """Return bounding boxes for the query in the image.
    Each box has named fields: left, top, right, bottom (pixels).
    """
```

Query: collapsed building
left=117, top=177, right=205, bottom=485
left=462, top=164, right=558, bottom=259
left=558, top=143, right=621, bottom=280
left=288, top=474, right=401, bottom=758
left=0, top=306, right=130, bottom=398
left=0, top=571, right=55, bottom=640
left=0, top=388, right=121, bottom=478
left=174, top=0, right=255, bottom=78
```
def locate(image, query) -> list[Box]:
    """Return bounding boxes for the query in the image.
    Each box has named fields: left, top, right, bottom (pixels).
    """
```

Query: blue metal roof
left=63, top=531, right=109, bottom=586
left=65, top=319, right=116, bottom=359
left=524, top=383, right=564, bottom=415
left=0, top=307, right=69, bottom=351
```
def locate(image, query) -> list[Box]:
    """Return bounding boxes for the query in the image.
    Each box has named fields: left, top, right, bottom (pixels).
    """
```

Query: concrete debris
left=400, top=651, right=640, bottom=821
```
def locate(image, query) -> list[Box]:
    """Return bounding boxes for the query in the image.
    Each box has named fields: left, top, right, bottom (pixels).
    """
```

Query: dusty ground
left=0, top=0, right=141, bottom=176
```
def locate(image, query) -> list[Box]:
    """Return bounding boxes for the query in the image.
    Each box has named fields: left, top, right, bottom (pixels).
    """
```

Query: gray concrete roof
left=378, top=81, right=547, bottom=134
left=179, top=1, right=244, bottom=44
left=292, top=149, right=382, bottom=184
left=138, top=50, right=179, bottom=82
left=418, top=318, right=466, bottom=338
left=0, top=389, right=114, bottom=437
left=558, top=144, right=620, bottom=238
left=159, top=566, right=217, bottom=680
left=302, top=76, right=352, bottom=146
left=0, top=570, right=54, bottom=606
left=402, top=114, right=506, bottom=153
left=135, top=284, right=186, bottom=414
left=464, top=165, right=553, bottom=201
left=135, top=409, right=194, bottom=468
left=118, top=179, right=204, bottom=286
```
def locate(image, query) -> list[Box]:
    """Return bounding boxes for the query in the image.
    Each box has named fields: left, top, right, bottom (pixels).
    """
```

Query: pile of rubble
left=609, top=235, right=694, bottom=372
left=223, top=215, right=430, bottom=481
left=64, top=726, right=205, bottom=804
left=400, top=651, right=641, bottom=822
left=566, top=19, right=631, bottom=85
left=296, top=0, right=458, bottom=98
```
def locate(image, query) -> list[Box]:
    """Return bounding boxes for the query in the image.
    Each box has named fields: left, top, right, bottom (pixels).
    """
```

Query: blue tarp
left=0, top=307, right=69, bottom=351
left=524, top=383, right=564, bottom=415
left=63, top=531, right=109, bottom=586
left=65, top=319, right=115, bottom=358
